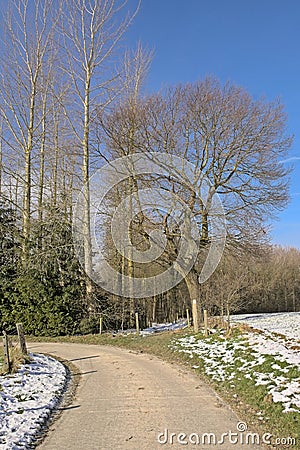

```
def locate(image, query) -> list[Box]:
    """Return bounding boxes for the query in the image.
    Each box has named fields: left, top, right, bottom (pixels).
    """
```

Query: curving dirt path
left=28, top=342, right=262, bottom=450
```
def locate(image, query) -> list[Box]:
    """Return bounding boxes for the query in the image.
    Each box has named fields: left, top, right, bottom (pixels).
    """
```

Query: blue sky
left=124, top=0, right=300, bottom=249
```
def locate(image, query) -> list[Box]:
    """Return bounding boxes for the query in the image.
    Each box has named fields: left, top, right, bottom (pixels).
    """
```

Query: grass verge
left=0, top=340, right=31, bottom=375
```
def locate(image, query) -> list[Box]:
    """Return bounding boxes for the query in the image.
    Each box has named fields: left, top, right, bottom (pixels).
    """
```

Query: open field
left=232, top=312, right=300, bottom=341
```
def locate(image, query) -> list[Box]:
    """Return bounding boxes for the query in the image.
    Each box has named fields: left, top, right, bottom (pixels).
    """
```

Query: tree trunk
left=184, top=269, right=202, bottom=327
left=38, top=100, right=47, bottom=249
left=152, top=296, right=157, bottom=322
left=83, top=74, right=93, bottom=296
left=23, top=146, right=31, bottom=260
left=22, top=82, right=36, bottom=261
left=0, top=120, right=3, bottom=196
left=52, top=116, right=59, bottom=209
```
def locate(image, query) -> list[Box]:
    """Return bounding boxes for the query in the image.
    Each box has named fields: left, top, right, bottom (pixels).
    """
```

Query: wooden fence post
left=3, top=331, right=11, bottom=373
left=135, top=312, right=140, bottom=336
left=192, top=299, right=199, bottom=333
left=16, top=323, right=27, bottom=355
left=186, top=308, right=190, bottom=327
left=99, top=316, right=103, bottom=335
left=203, top=309, right=208, bottom=337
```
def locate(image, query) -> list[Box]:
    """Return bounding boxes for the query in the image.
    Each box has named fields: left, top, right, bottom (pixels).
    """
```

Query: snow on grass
left=172, top=324, right=300, bottom=414
left=0, top=353, right=67, bottom=449
left=231, top=312, right=300, bottom=341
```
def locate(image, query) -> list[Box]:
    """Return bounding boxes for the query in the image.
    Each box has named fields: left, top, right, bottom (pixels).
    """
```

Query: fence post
left=192, top=299, right=199, bottom=333
left=16, top=323, right=27, bottom=355
left=186, top=308, right=190, bottom=327
left=203, top=309, right=208, bottom=337
left=135, top=312, right=140, bottom=336
left=99, top=316, right=103, bottom=335
left=3, top=331, right=11, bottom=373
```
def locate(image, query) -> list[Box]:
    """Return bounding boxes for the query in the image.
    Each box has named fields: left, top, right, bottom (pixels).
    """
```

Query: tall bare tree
left=0, top=0, right=59, bottom=260
left=100, top=77, right=292, bottom=325
left=97, top=44, right=152, bottom=324
left=61, top=0, right=140, bottom=297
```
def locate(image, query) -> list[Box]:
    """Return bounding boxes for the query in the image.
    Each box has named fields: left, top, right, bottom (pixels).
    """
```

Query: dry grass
left=234, top=322, right=268, bottom=336
left=207, top=316, right=228, bottom=330
left=291, top=345, right=300, bottom=351
left=0, top=338, right=31, bottom=375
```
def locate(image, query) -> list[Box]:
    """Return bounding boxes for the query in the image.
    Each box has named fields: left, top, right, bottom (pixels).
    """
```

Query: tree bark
left=83, top=73, right=93, bottom=296
left=184, top=269, right=203, bottom=327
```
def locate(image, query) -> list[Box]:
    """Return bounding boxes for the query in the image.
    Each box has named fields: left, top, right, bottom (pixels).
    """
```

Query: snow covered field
left=173, top=312, right=300, bottom=415
left=231, top=311, right=300, bottom=341
left=0, top=353, right=67, bottom=449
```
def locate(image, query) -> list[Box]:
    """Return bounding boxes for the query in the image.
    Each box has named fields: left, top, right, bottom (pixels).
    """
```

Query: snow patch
left=0, top=353, right=67, bottom=449
left=172, top=312, right=300, bottom=414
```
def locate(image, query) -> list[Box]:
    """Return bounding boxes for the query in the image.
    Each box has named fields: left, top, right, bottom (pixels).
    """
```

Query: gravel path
left=28, top=342, right=262, bottom=450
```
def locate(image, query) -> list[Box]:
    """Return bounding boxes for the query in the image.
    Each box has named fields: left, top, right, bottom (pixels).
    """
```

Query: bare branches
left=99, top=76, right=292, bottom=308
left=0, top=0, right=60, bottom=258
left=60, top=0, right=141, bottom=109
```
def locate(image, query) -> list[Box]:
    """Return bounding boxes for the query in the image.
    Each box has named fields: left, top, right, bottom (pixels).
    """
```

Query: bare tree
left=97, top=44, right=152, bottom=325
left=99, top=77, right=292, bottom=327
left=0, top=0, right=59, bottom=260
left=60, top=0, right=140, bottom=297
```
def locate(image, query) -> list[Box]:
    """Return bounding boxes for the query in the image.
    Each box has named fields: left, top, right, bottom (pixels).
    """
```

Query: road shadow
left=58, top=404, right=81, bottom=411
left=69, top=355, right=100, bottom=362
left=71, top=370, right=98, bottom=376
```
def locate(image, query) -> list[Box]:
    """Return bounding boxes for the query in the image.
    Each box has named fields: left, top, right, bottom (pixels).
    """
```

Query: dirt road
left=29, top=342, right=261, bottom=449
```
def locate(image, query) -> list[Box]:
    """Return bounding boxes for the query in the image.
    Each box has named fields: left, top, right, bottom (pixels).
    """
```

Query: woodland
left=0, top=0, right=299, bottom=335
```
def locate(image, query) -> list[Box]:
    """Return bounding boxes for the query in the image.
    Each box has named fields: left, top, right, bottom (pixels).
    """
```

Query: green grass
left=27, top=329, right=300, bottom=449
left=172, top=329, right=300, bottom=448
